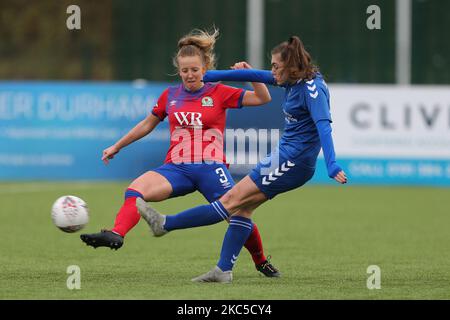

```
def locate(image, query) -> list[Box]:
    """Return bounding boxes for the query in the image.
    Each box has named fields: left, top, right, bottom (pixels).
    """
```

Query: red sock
left=244, top=223, right=267, bottom=265
left=111, top=189, right=142, bottom=237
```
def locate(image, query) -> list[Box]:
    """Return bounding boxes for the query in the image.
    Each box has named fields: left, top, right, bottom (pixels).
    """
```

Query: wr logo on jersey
left=174, top=112, right=203, bottom=126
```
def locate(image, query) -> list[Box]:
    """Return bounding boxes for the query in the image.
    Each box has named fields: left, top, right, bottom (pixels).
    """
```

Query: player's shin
left=244, top=223, right=267, bottom=265
left=111, top=188, right=144, bottom=237
left=217, top=216, right=253, bottom=272
left=164, top=200, right=228, bottom=231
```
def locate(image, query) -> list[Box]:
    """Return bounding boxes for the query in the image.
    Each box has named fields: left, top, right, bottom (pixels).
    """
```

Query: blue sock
left=124, top=188, right=144, bottom=200
left=164, top=201, right=229, bottom=231
left=217, top=216, right=253, bottom=272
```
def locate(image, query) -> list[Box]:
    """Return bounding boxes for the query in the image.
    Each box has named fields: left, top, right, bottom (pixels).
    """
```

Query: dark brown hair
left=271, top=36, right=318, bottom=81
left=173, top=28, right=219, bottom=70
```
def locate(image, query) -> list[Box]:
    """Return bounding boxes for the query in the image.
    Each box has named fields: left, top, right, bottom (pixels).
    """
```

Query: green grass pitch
left=1, top=181, right=449, bottom=299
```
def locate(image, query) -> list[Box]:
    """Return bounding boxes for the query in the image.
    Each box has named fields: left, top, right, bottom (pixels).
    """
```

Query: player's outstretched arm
left=102, top=114, right=161, bottom=164
left=204, top=69, right=275, bottom=84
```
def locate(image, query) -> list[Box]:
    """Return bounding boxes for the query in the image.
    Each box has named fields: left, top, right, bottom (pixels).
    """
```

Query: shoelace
left=261, top=255, right=277, bottom=271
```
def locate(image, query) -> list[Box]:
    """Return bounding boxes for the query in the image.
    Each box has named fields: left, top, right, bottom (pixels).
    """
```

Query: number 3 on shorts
left=215, top=167, right=229, bottom=184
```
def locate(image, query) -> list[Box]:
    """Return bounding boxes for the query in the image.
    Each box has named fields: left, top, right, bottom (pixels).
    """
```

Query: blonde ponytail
left=173, top=28, right=219, bottom=70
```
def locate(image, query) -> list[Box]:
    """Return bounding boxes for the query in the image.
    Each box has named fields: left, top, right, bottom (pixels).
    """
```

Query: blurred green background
left=0, top=0, right=448, bottom=83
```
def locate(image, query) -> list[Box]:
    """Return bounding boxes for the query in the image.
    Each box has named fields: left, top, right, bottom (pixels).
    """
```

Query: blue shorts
left=249, top=150, right=315, bottom=199
left=152, top=163, right=235, bottom=203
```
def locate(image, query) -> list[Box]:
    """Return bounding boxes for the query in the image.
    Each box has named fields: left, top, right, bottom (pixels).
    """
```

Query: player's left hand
left=231, top=61, right=253, bottom=70
left=334, top=170, right=347, bottom=184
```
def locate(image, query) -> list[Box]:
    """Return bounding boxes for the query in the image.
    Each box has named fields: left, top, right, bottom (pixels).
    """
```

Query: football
left=51, top=195, right=89, bottom=233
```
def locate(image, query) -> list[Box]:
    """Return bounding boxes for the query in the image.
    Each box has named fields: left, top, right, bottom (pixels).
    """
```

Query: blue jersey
left=204, top=69, right=341, bottom=198
left=204, top=69, right=339, bottom=178
left=279, top=73, right=331, bottom=168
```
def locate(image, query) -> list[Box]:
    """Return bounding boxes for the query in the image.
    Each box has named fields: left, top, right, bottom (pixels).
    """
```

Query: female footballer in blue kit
left=137, top=36, right=347, bottom=283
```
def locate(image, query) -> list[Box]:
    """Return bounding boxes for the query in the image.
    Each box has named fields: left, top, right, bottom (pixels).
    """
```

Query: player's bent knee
left=219, top=189, right=245, bottom=214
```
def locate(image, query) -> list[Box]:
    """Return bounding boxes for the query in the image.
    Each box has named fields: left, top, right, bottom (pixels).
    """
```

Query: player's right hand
left=102, top=145, right=119, bottom=165
left=231, top=61, right=253, bottom=70
left=334, top=170, right=347, bottom=184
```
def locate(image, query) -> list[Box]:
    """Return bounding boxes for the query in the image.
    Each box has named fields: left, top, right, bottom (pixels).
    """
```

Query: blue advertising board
left=0, top=81, right=169, bottom=180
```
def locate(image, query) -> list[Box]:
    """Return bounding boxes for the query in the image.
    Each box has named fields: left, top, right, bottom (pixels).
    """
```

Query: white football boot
left=191, top=266, right=233, bottom=283
left=136, top=197, right=168, bottom=237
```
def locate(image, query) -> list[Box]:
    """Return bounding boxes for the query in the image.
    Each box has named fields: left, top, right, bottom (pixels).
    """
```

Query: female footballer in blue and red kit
left=137, top=36, right=348, bottom=283
left=80, top=29, right=280, bottom=277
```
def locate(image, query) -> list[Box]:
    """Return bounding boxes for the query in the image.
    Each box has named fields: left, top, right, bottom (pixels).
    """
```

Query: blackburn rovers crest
left=201, top=96, right=213, bottom=107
